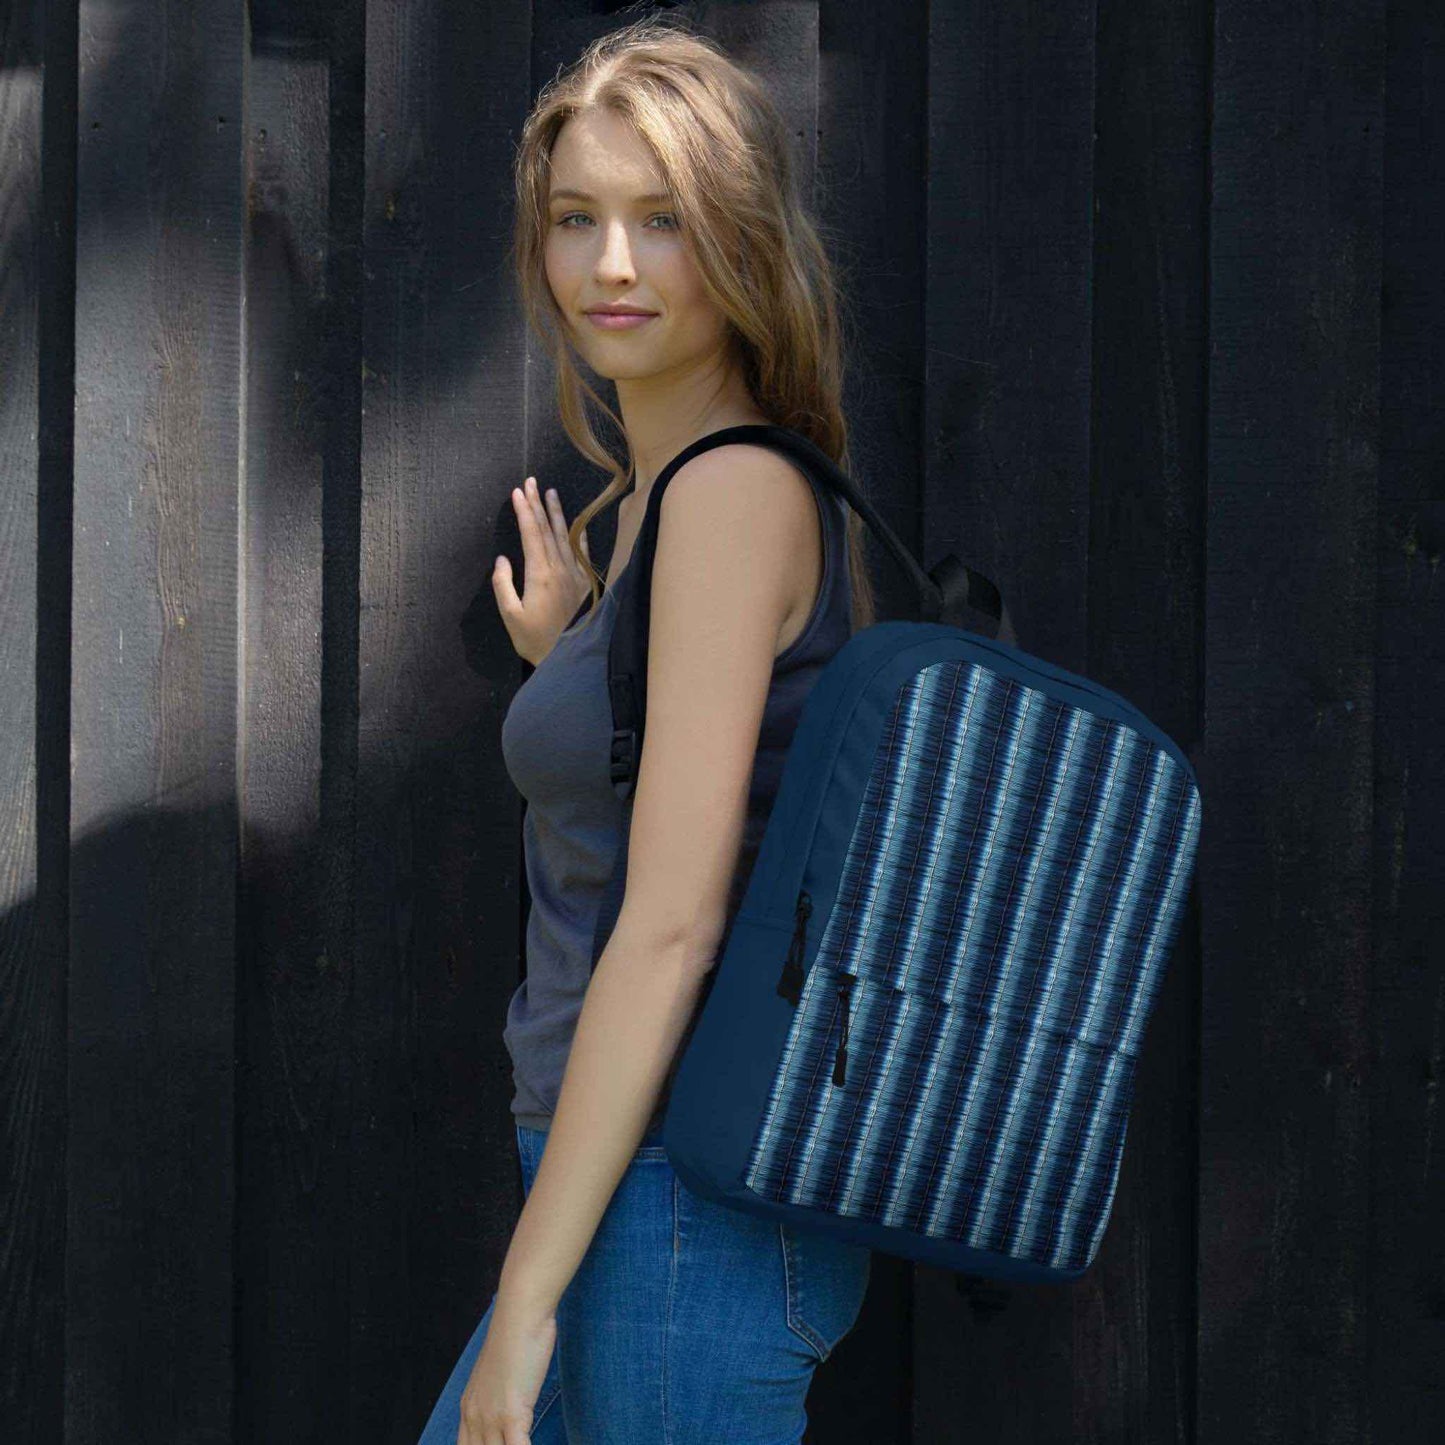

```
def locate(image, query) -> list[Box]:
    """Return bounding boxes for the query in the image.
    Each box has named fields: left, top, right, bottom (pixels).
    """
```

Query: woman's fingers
left=543, top=486, right=571, bottom=557
left=519, top=477, right=560, bottom=570
left=491, top=552, right=519, bottom=614
left=531, top=478, right=563, bottom=568
left=500, top=477, right=592, bottom=635
left=512, top=479, right=552, bottom=577
left=511, top=482, right=540, bottom=576
left=541, top=485, right=591, bottom=591
left=460, top=1417, right=527, bottom=1445
left=577, top=528, right=594, bottom=587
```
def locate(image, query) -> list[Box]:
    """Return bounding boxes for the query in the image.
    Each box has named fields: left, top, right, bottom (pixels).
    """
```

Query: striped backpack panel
left=662, top=622, right=1202, bottom=1283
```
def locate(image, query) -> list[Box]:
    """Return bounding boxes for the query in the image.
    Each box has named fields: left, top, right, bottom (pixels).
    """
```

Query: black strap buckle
left=609, top=726, right=637, bottom=787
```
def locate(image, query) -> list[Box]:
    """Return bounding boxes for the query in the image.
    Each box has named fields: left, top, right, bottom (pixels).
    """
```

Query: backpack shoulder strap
left=604, top=423, right=1011, bottom=803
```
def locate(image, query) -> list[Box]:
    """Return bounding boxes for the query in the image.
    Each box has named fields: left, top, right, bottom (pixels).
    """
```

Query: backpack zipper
left=774, top=890, right=813, bottom=1006
left=832, top=972, right=854, bottom=1085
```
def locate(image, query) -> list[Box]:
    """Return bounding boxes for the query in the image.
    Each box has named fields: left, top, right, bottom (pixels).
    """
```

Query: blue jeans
left=416, top=1121, right=871, bottom=1443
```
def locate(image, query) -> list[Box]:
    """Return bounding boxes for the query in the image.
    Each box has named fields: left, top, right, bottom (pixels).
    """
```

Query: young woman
left=419, top=17, right=877, bottom=1445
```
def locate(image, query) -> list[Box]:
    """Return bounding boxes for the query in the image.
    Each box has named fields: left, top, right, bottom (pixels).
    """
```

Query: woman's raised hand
left=492, top=476, right=594, bottom=666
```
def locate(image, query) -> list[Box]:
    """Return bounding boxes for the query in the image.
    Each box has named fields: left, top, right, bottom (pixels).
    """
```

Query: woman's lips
left=585, top=311, right=657, bottom=330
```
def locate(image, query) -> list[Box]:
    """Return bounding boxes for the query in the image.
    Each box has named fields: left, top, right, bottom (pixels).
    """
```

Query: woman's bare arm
left=493, top=443, right=822, bottom=1318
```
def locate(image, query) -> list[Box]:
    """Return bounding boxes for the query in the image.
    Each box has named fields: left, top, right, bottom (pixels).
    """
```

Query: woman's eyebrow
left=547, top=188, right=671, bottom=204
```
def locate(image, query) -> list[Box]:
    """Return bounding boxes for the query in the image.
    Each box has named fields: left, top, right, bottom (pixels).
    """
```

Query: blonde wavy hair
left=508, top=12, right=877, bottom=634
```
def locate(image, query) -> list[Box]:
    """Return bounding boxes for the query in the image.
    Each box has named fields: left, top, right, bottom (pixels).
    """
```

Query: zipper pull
left=832, top=973, right=854, bottom=1085
left=775, top=890, right=813, bottom=1006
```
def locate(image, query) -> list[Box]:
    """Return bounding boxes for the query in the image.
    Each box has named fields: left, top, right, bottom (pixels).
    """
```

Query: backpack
left=592, top=422, right=1202, bottom=1284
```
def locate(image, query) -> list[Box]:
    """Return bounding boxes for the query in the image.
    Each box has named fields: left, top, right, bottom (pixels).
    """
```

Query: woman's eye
left=554, top=213, right=678, bottom=230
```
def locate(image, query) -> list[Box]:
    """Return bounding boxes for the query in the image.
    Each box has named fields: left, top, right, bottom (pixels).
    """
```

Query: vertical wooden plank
left=68, top=0, right=246, bottom=1439
left=1198, top=4, right=1382, bottom=1442
left=1078, top=1, right=1210, bottom=1440
left=360, top=1, right=536, bottom=1435
left=812, top=0, right=931, bottom=1438
left=1369, top=1, right=1445, bottom=1437
left=0, top=2, right=74, bottom=1441
left=233, top=4, right=364, bottom=1440
left=917, top=1, right=1099, bottom=1437
left=815, top=0, right=931, bottom=621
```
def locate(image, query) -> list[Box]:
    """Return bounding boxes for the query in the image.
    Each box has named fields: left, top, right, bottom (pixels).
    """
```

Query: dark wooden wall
left=2, top=0, right=1440, bottom=1440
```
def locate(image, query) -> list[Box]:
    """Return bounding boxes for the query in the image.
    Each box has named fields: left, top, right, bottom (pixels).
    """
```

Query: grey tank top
left=499, top=465, right=853, bottom=1135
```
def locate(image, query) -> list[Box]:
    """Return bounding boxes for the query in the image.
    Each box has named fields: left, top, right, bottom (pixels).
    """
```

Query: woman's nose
left=593, top=219, right=637, bottom=282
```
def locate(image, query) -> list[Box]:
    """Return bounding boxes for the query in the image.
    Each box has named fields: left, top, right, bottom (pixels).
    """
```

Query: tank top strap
left=774, top=465, right=853, bottom=670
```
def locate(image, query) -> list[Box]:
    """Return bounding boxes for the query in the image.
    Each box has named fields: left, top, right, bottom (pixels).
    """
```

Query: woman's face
left=543, top=108, right=732, bottom=385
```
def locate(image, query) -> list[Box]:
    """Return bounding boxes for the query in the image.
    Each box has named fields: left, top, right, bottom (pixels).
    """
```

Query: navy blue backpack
left=593, top=423, right=1202, bottom=1284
